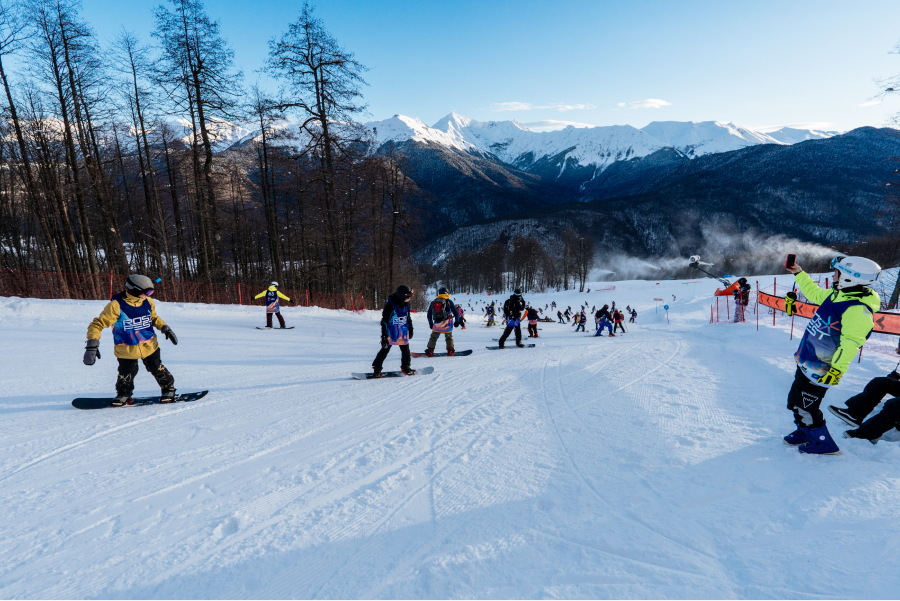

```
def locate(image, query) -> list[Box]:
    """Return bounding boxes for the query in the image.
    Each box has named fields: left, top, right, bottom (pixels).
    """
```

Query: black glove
left=454, top=320, right=461, bottom=328
left=161, top=325, right=178, bottom=345
left=381, top=335, right=390, bottom=350
left=83, top=339, right=100, bottom=365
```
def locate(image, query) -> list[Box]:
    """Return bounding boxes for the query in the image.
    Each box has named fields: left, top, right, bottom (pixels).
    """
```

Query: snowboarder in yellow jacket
left=83, top=274, right=178, bottom=406
left=254, top=281, right=291, bottom=328
left=782, top=256, right=881, bottom=455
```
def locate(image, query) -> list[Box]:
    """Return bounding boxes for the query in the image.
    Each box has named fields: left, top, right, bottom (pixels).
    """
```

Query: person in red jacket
left=613, top=309, right=626, bottom=334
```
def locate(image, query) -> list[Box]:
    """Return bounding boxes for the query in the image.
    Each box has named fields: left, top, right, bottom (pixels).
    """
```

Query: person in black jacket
left=829, top=367, right=900, bottom=442
left=498, top=289, right=527, bottom=349
left=372, top=285, right=415, bottom=377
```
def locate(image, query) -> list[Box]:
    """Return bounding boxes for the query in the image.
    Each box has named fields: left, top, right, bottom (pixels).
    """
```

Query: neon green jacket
left=794, top=272, right=880, bottom=376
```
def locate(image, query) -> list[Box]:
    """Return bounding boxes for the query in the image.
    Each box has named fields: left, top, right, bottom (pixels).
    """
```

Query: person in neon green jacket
left=254, top=281, right=291, bottom=328
left=782, top=256, right=881, bottom=455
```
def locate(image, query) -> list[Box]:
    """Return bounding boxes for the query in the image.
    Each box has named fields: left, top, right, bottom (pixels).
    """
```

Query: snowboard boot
left=797, top=423, right=841, bottom=455
left=783, top=426, right=813, bottom=446
left=828, top=405, right=861, bottom=428
left=111, top=394, right=132, bottom=407
left=842, top=429, right=878, bottom=445
left=516, top=343, right=525, bottom=348
left=447, top=347, right=455, bottom=357
left=425, top=348, right=435, bottom=357
left=401, top=365, right=416, bottom=376
left=160, top=387, right=177, bottom=404
left=372, top=367, right=384, bottom=379
left=609, top=333, right=616, bottom=337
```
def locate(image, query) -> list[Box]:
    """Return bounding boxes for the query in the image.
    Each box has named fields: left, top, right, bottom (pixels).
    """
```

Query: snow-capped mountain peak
left=640, top=120, right=784, bottom=157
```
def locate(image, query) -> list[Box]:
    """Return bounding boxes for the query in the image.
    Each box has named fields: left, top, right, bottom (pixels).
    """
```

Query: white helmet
left=270, top=281, right=279, bottom=287
left=832, top=256, right=881, bottom=289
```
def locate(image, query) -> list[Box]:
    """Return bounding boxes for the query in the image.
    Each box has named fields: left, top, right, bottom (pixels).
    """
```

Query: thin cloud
left=616, top=99, right=671, bottom=109
left=859, top=100, right=881, bottom=107
left=754, top=122, right=838, bottom=133
left=491, top=102, right=596, bottom=112
left=523, top=119, right=596, bottom=132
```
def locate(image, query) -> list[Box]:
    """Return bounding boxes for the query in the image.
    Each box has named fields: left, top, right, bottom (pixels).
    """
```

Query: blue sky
left=77, top=0, right=900, bottom=132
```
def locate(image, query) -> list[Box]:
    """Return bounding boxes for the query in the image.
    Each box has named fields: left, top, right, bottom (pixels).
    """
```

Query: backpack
left=431, top=299, right=450, bottom=322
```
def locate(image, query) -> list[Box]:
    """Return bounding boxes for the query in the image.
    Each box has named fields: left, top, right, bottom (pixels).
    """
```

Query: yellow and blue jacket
left=86, top=292, right=167, bottom=360
left=255, top=286, right=290, bottom=313
left=793, top=271, right=880, bottom=379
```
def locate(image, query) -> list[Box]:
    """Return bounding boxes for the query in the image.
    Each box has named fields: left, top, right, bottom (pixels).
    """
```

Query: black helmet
left=513, top=289, right=522, bottom=296
left=395, top=285, right=412, bottom=299
left=438, top=287, right=449, bottom=295
left=738, top=277, right=747, bottom=286
left=125, top=274, right=155, bottom=297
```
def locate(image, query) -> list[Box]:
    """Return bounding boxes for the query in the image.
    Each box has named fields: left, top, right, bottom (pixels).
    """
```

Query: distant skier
left=83, top=274, right=178, bottom=406
left=575, top=310, right=586, bottom=332
left=557, top=310, right=565, bottom=324
left=551, top=301, right=557, bottom=310
left=829, top=367, right=900, bottom=443
left=486, top=302, right=496, bottom=327
left=372, top=285, right=416, bottom=377
left=629, top=309, right=637, bottom=323
left=526, top=306, right=539, bottom=338
left=733, top=278, right=751, bottom=322
left=782, top=257, right=882, bottom=455
left=613, top=310, right=626, bottom=334
left=497, top=290, right=527, bottom=349
left=254, top=282, right=291, bottom=328
left=564, top=307, right=571, bottom=322
left=425, top=287, right=461, bottom=357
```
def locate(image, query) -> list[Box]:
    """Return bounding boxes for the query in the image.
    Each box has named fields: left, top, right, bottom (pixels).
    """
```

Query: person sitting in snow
left=254, top=282, right=291, bottom=328
left=83, top=274, right=178, bottom=406
left=828, top=367, right=900, bottom=444
left=782, top=257, right=882, bottom=455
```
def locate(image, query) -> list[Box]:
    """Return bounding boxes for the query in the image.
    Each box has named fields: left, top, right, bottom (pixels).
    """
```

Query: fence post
left=238, top=283, right=242, bottom=305
left=773, top=277, right=777, bottom=327
left=109, top=270, right=113, bottom=300
left=306, top=289, right=310, bottom=307
left=756, top=281, right=759, bottom=331
left=726, top=297, right=730, bottom=321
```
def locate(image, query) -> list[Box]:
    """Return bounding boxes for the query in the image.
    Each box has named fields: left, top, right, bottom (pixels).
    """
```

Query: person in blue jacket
left=425, top=288, right=461, bottom=356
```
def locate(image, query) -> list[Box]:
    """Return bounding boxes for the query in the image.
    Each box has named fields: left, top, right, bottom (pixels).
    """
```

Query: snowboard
left=410, top=349, right=473, bottom=358
left=72, top=390, right=209, bottom=410
left=485, top=344, right=536, bottom=350
left=352, top=366, right=435, bottom=380
left=256, top=326, right=295, bottom=330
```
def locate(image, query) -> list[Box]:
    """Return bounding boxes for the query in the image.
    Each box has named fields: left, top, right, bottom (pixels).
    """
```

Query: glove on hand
left=83, top=339, right=100, bottom=365
left=161, top=325, right=178, bottom=345
left=454, top=320, right=461, bottom=328
left=381, top=335, right=390, bottom=350
left=818, top=366, right=843, bottom=386
left=784, top=291, right=798, bottom=317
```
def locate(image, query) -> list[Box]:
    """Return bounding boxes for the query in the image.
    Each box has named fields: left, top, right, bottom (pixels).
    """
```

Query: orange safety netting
left=0, top=268, right=366, bottom=312
left=758, top=290, right=900, bottom=336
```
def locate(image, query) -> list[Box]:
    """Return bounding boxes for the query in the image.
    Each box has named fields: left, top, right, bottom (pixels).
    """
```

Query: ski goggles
left=830, top=256, right=846, bottom=269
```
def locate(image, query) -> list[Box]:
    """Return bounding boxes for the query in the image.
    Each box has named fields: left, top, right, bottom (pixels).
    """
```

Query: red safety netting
left=0, top=268, right=366, bottom=312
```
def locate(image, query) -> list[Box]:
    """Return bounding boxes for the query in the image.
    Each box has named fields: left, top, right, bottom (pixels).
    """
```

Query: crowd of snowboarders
left=81, top=254, right=900, bottom=455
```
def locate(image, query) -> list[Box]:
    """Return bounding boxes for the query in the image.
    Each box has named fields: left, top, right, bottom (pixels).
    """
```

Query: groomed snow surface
left=2, top=277, right=900, bottom=599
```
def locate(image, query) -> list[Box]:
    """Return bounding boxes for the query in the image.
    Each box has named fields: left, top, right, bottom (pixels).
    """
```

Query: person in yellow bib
left=83, top=274, right=178, bottom=406
left=254, top=282, right=291, bottom=328
left=782, top=256, right=881, bottom=455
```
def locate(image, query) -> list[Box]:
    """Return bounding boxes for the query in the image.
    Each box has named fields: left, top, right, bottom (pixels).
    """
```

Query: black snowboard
left=72, top=390, right=209, bottom=410
left=410, top=350, right=473, bottom=358
left=256, top=326, right=295, bottom=330
left=352, top=366, right=435, bottom=380
left=485, top=344, right=536, bottom=350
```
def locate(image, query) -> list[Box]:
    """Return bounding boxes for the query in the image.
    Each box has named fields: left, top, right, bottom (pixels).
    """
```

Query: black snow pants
left=843, top=376, right=900, bottom=439
left=266, top=312, right=286, bottom=328
left=498, top=324, right=522, bottom=347
left=116, top=348, right=175, bottom=396
left=786, top=366, right=828, bottom=428
left=373, top=343, right=411, bottom=372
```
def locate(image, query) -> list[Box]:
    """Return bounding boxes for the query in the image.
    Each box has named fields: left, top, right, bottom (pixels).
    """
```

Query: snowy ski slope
left=1, top=276, right=899, bottom=598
